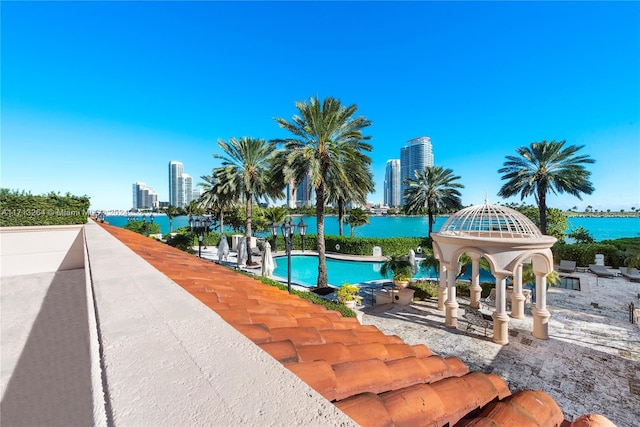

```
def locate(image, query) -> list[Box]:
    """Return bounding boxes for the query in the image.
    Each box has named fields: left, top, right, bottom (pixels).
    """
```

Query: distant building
left=384, top=159, right=401, bottom=208
left=168, top=161, right=194, bottom=208
left=132, top=182, right=158, bottom=210
left=168, top=161, right=184, bottom=207
left=400, top=137, right=434, bottom=205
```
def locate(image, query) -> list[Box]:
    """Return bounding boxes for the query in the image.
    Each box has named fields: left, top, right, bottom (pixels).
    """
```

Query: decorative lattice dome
left=439, top=201, right=542, bottom=239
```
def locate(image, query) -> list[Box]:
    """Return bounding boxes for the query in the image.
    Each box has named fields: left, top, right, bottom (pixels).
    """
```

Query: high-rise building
left=132, top=182, right=159, bottom=209
left=168, top=161, right=195, bottom=208
left=168, top=161, right=184, bottom=207
left=384, top=159, right=401, bottom=208
left=400, top=137, right=434, bottom=205
left=182, top=174, right=193, bottom=206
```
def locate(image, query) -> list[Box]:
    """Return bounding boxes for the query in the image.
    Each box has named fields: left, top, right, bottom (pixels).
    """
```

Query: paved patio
left=361, top=271, right=640, bottom=426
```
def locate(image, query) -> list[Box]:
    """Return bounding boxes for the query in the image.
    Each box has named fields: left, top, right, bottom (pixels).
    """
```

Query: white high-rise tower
left=400, top=137, right=434, bottom=205
left=384, top=159, right=401, bottom=208
left=169, top=161, right=184, bottom=207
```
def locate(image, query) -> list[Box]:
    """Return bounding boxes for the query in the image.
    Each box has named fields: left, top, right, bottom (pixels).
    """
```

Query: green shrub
left=409, top=280, right=439, bottom=300
left=552, top=242, right=622, bottom=267
left=165, top=233, right=195, bottom=254
left=250, top=274, right=356, bottom=317
left=0, top=189, right=90, bottom=226
left=125, top=220, right=161, bottom=236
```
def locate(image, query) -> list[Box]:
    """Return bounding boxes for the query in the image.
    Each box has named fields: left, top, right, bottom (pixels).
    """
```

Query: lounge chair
left=588, top=264, right=615, bottom=278
left=558, top=260, right=577, bottom=273
left=620, top=267, right=640, bottom=283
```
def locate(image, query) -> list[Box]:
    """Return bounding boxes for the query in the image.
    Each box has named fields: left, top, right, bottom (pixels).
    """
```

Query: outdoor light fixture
left=190, top=215, right=212, bottom=258
left=271, top=221, right=279, bottom=252
left=280, top=218, right=297, bottom=294
left=298, top=218, right=307, bottom=252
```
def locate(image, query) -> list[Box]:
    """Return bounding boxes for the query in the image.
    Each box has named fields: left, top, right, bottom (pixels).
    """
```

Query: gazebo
left=431, top=201, right=557, bottom=345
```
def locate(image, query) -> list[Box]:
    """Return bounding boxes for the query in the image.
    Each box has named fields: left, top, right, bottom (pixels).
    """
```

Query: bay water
left=104, top=214, right=640, bottom=241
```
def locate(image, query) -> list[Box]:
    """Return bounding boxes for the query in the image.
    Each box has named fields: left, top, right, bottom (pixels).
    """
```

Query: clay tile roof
left=99, top=223, right=614, bottom=426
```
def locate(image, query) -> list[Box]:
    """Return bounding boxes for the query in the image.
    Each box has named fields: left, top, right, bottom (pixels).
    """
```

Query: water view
left=104, top=214, right=640, bottom=242
left=272, top=254, right=496, bottom=288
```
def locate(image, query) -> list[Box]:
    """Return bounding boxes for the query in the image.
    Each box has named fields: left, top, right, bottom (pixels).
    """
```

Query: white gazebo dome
left=439, top=202, right=542, bottom=239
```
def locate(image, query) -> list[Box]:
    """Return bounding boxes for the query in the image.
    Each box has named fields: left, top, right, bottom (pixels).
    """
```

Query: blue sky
left=2, top=1, right=639, bottom=212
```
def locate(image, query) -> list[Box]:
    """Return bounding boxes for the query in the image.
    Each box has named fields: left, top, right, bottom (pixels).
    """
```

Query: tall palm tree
left=498, top=140, right=595, bottom=235
left=213, top=137, right=282, bottom=265
left=403, top=166, right=464, bottom=235
left=273, top=96, right=372, bottom=287
left=346, top=208, right=370, bottom=237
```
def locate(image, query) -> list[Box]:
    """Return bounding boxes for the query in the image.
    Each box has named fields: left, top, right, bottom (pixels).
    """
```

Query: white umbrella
left=237, top=238, right=248, bottom=268
left=261, top=241, right=276, bottom=277
left=217, top=235, right=229, bottom=261
left=409, top=249, right=418, bottom=275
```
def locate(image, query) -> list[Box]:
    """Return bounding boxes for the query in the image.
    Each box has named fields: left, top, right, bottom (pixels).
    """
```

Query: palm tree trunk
left=246, top=195, right=253, bottom=265
left=316, top=185, right=328, bottom=287
left=219, top=209, right=224, bottom=234
left=338, top=199, right=345, bottom=236
left=427, top=199, right=434, bottom=235
left=538, top=190, right=547, bottom=235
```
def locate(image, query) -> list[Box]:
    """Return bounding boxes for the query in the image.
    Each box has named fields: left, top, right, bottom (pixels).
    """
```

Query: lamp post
left=142, top=214, right=147, bottom=235
left=271, top=221, right=279, bottom=252
left=298, top=218, right=307, bottom=252
left=281, top=219, right=296, bottom=293
left=190, top=215, right=212, bottom=258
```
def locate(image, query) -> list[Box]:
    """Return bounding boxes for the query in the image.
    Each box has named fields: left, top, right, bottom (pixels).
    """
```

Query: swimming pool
left=272, top=255, right=495, bottom=288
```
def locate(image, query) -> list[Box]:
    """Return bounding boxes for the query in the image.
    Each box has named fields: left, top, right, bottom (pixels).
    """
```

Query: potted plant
left=336, top=283, right=362, bottom=309
left=380, top=254, right=415, bottom=289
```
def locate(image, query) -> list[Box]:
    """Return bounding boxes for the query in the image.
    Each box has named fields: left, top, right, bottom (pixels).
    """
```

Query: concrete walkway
left=361, top=271, right=640, bottom=426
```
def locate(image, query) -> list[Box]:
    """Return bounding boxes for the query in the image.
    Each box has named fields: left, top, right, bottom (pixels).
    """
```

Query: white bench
left=464, top=306, right=493, bottom=336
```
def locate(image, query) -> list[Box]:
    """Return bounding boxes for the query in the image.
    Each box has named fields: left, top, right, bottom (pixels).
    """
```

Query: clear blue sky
left=2, top=1, right=639, bottom=212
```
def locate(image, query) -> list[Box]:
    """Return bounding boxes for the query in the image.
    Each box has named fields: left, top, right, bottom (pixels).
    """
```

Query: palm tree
left=345, top=208, right=370, bottom=237
left=198, top=174, right=237, bottom=233
left=213, top=137, right=282, bottom=265
left=403, top=166, right=464, bottom=235
left=329, top=150, right=374, bottom=236
left=165, top=205, right=179, bottom=233
left=273, top=96, right=372, bottom=287
left=498, top=140, right=595, bottom=235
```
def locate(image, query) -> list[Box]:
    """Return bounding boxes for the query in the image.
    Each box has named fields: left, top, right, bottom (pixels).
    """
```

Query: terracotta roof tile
left=257, top=340, right=298, bottom=363
left=333, top=393, right=394, bottom=427
left=99, top=224, right=615, bottom=426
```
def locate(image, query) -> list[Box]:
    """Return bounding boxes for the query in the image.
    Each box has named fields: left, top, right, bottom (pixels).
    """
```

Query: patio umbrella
left=237, top=238, right=248, bottom=268
left=217, top=235, right=229, bottom=261
left=408, top=249, right=418, bottom=275
left=261, top=241, right=276, bottom=277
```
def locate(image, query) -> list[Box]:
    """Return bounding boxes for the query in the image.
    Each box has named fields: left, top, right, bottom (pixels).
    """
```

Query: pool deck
left=361, top=270, right=640, bottom=426
left=202, top=245, right=640, bottom=426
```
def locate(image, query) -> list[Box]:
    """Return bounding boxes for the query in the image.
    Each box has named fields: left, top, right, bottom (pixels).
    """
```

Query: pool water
left=273, top=255, right=495, bottom=288
left=558, top=276, right=581, bottom=291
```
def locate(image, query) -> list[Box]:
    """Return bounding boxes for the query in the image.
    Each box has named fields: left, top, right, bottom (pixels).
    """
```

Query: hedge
left=0, top=189, right=90, bottom=226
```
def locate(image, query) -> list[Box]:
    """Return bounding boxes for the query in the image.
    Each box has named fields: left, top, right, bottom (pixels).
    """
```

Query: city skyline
left=2, top=2, right=638, bottom=211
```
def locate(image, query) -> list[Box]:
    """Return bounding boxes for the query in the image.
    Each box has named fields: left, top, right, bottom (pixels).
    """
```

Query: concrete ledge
left=84, top=222, right=354, bottom=426
left=1, top=225, right=84, bottom=276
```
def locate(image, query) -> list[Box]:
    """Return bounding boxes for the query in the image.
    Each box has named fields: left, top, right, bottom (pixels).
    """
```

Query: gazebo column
left=510, top=264, right=526, bottom=319
left=437, top=264, right=447, bottom=311
left=469, top=254, right=482, bottom=309
left=492, top=274, right=510, bottom=345
left=532, top=273, right=550, bottom=339
left=445, top=262, right=459, bottom=328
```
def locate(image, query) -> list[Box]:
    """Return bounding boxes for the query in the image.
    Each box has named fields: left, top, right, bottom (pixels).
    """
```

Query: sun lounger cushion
left=558, top=260, right=576, bottom=273
left=620, top=267, right=640, bottom=283
left=588, top=264, right=615, bottom=278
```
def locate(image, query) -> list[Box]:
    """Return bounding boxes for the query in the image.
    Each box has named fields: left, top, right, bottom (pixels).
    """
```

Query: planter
left=393, top=279, right=410, bottom=289
left=344, top=300, right=357, bottom=309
